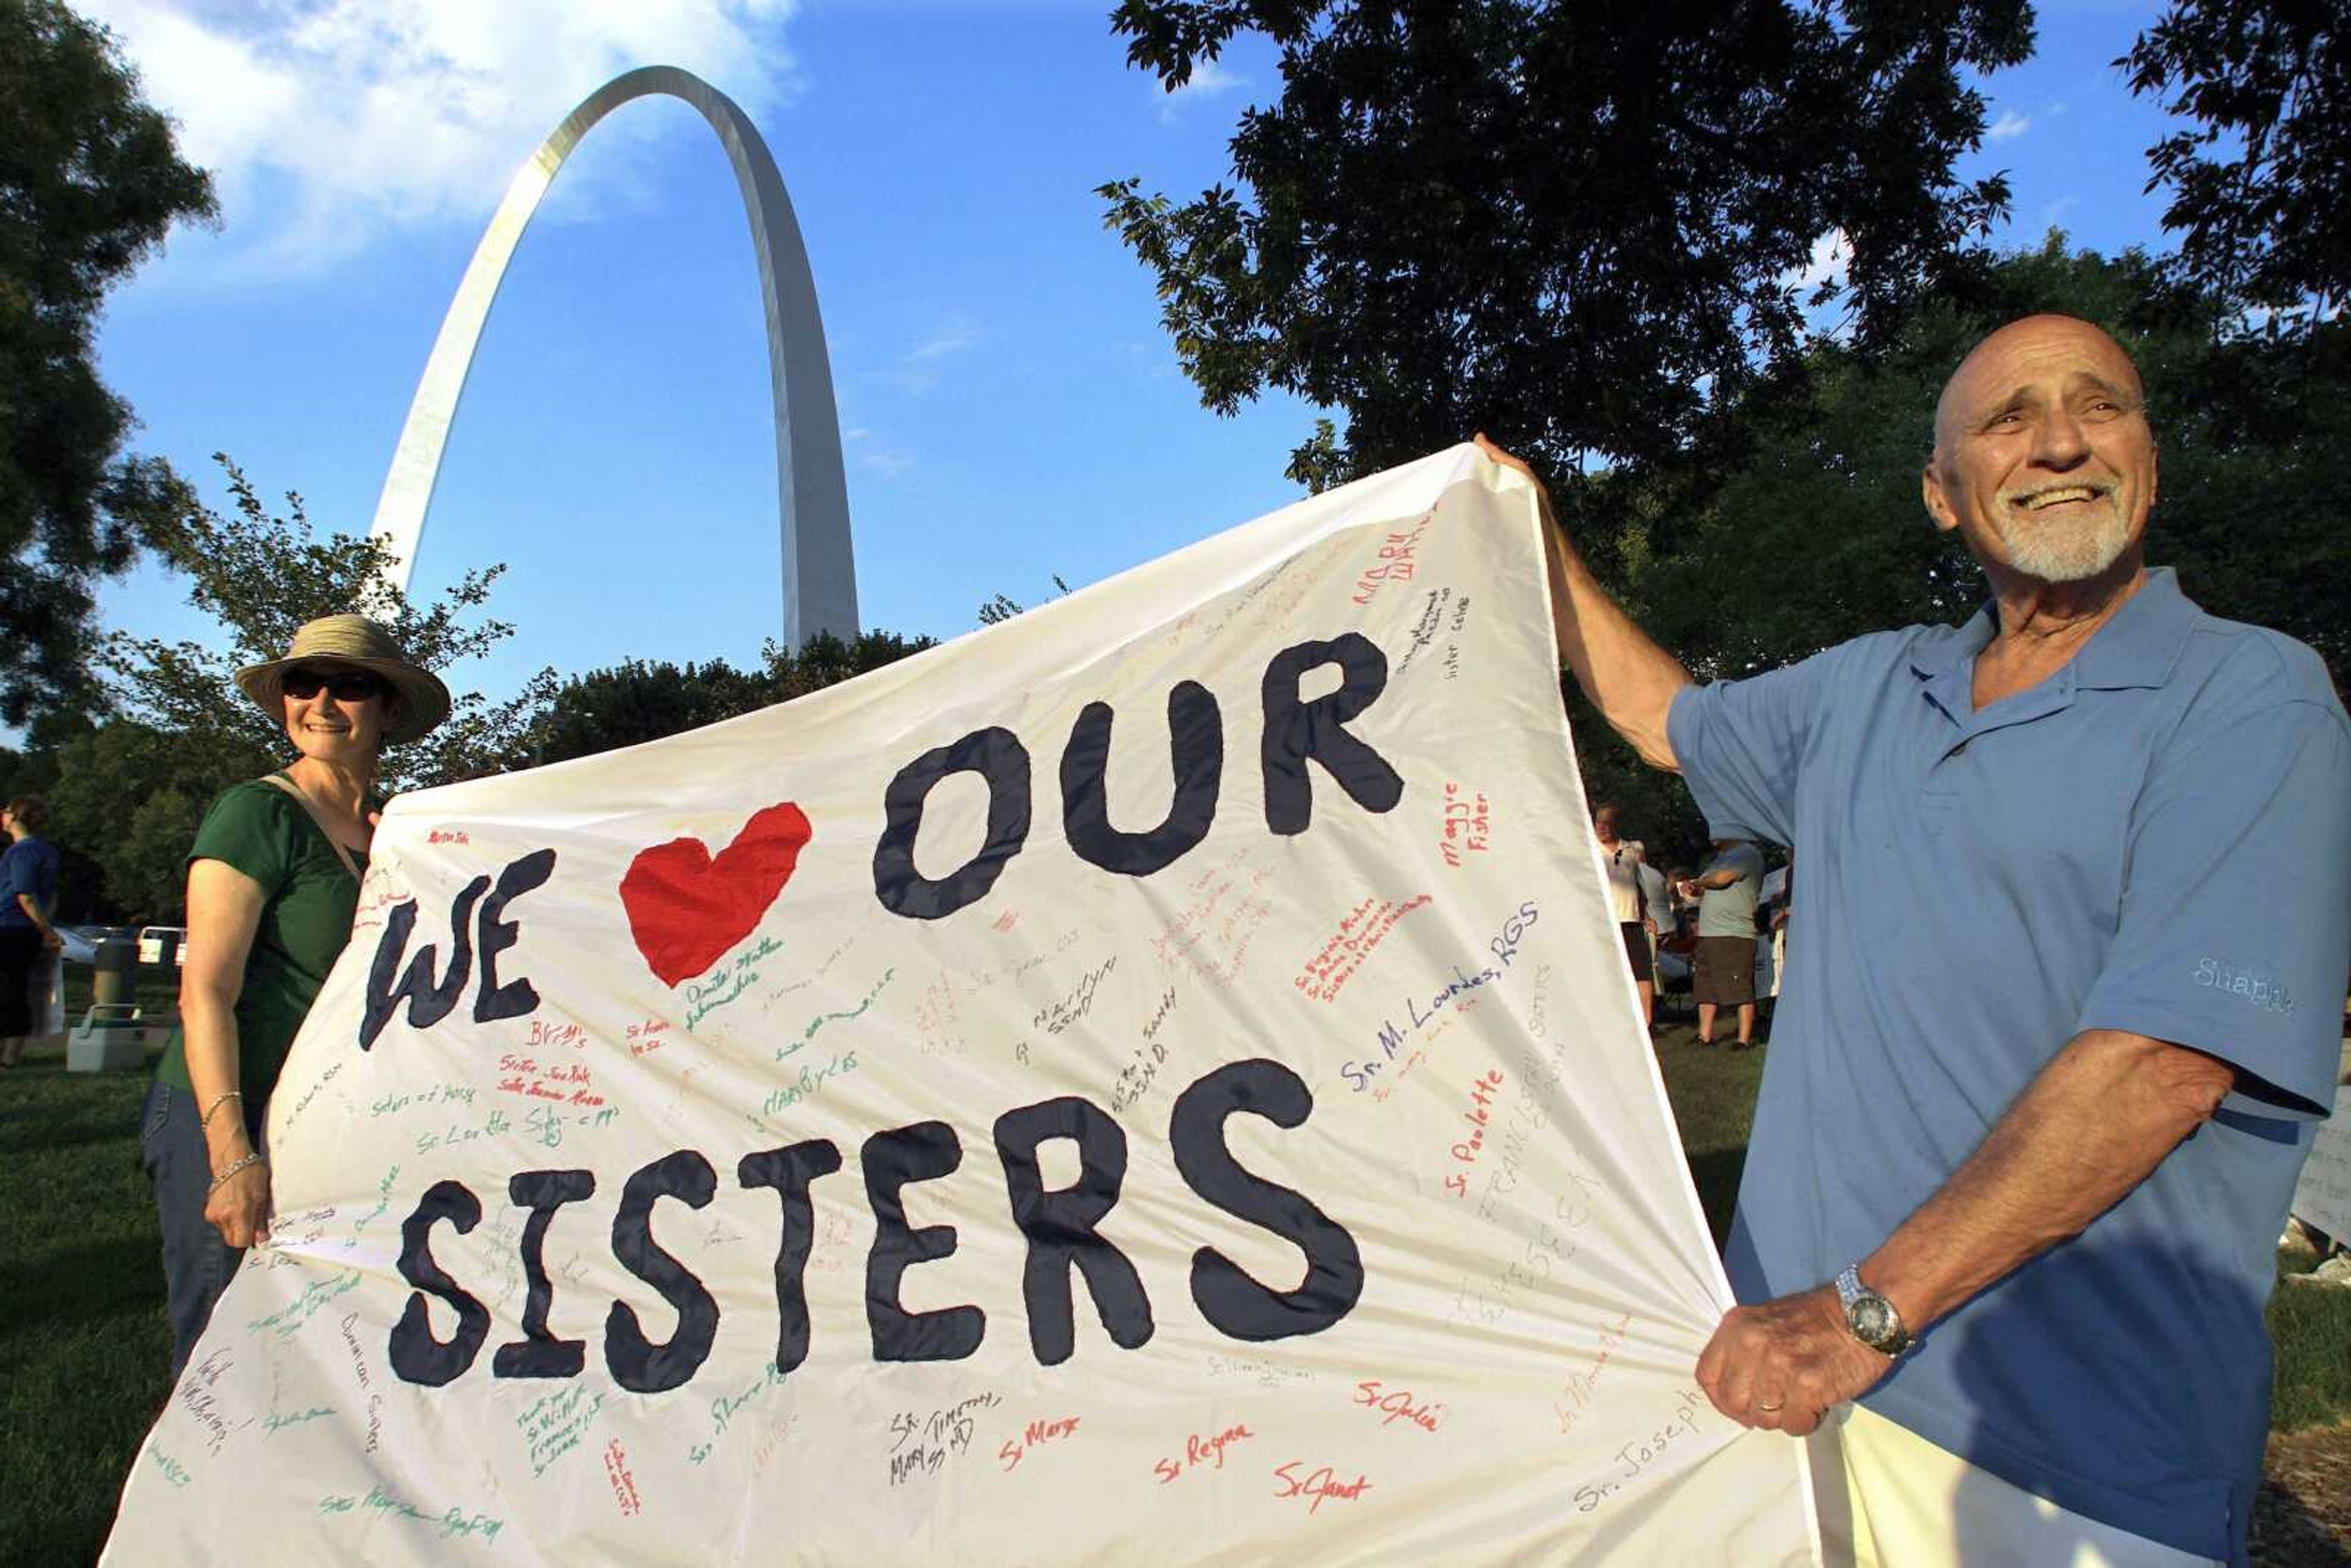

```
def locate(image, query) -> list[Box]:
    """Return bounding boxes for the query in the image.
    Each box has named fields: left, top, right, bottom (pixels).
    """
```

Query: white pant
left=1807, top=1405, right=2225, bottom=1567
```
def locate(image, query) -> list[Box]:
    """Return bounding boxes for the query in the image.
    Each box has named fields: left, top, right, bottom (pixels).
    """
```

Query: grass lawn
left=2, top=1002, right=2345, bottom=1565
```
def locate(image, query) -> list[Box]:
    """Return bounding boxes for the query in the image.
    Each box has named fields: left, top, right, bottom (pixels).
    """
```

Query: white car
left=54, top=924, right=105, bottom=966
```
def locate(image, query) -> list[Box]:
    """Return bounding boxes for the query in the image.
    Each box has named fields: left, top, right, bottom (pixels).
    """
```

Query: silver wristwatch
left=1835, top=1263, right=1912, bottom=1357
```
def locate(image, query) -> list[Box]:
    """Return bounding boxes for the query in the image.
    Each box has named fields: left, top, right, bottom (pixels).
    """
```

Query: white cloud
left=903, top=319, right=979, bottom=364
left=1788, top=228, right=1850, bottom=296
left=842, top=426, right=913, bottom=476
left=1987, top=110, right=2031, bottom=143
left=1781, top=228, right=1854, bottom=343
left=78, top=0, right=801, bottom=278
left=880, top=317, right=980, bottom=393
left=1155, top=58, right=1248, bottom=125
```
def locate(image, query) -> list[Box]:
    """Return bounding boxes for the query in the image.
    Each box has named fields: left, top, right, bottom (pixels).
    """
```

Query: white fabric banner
left=2292, top=1086, right=2351, bottom=1243
left=106, top=447, right=1817, bottom=1565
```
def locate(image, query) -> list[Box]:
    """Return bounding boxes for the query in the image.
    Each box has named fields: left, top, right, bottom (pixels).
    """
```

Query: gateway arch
left=369, top=66, right=858, bottom=649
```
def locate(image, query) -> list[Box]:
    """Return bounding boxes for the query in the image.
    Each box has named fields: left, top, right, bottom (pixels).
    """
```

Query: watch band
left=1835, top=1263, right=1912, bottom=1357
left=1834, top=1263, right=1867, bottom=1308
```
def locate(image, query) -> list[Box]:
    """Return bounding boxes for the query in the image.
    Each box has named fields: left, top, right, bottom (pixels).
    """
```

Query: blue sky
left=70, top=0, right=2188, bottom=719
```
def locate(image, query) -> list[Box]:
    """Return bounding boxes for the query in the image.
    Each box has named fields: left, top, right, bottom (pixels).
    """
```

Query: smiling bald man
left=1480, top=314, right=2351, bottom=1567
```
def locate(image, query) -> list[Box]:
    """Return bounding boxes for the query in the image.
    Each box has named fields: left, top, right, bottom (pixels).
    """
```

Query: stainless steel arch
left=369, top=66, right=857, bottom=649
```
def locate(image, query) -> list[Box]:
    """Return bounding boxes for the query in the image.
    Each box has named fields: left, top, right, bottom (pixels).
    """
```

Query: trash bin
left=138, top=925, right=184, bottom=991
left=92, top=930, right=139, bottom=1010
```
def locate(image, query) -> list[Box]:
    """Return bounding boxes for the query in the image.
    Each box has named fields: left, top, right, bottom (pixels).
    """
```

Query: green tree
left=105, top=458, right=555, bottom=792
left=762, top=630, right=939, bottom=703
left=528, top=658, right=774, bottom=765
left=2124, top=0, right=2350, bottom=323
left=977, top=574, right=1072, bottom=626
left=1621, top=236, right=2350, bottom=686
left=530, top=632, right=937, bottom=767
left=1101, top=0, right=2034, bottom=497
left=0, top=0, right=216, bottom=726
left=42, top=718, right=254, bottom=921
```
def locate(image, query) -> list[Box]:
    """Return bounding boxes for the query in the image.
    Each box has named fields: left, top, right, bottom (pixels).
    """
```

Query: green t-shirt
left=156, top=778, right=367, bottom=1109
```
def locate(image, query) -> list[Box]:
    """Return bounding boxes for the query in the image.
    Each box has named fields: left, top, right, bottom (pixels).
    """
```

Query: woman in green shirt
left=141, top=615, right=449, bottom=1378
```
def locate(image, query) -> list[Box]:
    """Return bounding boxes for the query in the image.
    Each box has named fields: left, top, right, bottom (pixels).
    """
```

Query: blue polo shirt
left=1667, top=569, right=2350, bottom=1564
left=0, top=835, right=60, bottom=929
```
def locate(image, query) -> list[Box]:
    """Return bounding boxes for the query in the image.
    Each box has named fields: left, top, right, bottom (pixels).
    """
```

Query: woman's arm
left=15, top=890, right=59, bottom=946
left=179, top=858, right=273, bottom=1248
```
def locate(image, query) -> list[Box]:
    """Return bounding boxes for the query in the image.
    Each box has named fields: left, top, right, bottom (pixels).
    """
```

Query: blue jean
left=139, top=1079, right=245, bottom=1381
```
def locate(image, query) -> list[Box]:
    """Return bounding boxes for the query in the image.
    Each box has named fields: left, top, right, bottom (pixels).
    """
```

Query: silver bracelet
left=208, top=1150, right=268, bottom=1195
left=200, top=1090, right=244, bottom=1128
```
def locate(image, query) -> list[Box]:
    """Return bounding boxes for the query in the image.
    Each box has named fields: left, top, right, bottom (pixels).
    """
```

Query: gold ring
left=1757, top=1400, right=1785, bottom=1412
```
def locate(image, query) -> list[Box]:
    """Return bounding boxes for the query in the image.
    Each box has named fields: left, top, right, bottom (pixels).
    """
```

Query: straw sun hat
left=233, top=613, right=452, bottom=745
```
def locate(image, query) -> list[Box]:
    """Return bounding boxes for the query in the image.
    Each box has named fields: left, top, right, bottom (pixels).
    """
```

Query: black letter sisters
left=388, top=1060, right=1363, bottom=1388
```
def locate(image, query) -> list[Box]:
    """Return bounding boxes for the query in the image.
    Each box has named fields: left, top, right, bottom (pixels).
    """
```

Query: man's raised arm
left=1474, top=435, right=1690, bottom=770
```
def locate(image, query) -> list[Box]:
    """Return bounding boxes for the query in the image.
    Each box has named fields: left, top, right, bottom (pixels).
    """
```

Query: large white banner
left=2292, top=1086, right=2351, bottom=1244
left=107, top=448, right=1817, bottom=1564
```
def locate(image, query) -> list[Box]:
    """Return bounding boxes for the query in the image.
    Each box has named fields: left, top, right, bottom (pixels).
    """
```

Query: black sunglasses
left=282, top=666, right=388, bottom=702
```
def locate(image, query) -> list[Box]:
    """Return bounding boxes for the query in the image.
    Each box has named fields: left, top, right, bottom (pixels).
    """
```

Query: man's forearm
left=1862, top=1029, right=2233, bottom=1331
left=1537, top=501, right=1690, bottom=770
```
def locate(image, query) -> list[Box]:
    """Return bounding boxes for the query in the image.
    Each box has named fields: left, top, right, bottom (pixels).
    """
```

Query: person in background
left=142, top=614, right=449, bottom=1379
left=1638, top=853, right=1674, bottom=1033
left=0, top=796, right=64, bottom=1067
left=1681, top=836, right=1763, bottom=1049
left=1766, top=852, right=1794, bottom=1013
left=1592, top=803, right=1657, bottom=1027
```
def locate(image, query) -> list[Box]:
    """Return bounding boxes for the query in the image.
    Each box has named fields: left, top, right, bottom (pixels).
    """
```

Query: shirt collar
left=1908, top=567, right=2200, bottom=694
left=2069, top=568, right=2201, bottom=690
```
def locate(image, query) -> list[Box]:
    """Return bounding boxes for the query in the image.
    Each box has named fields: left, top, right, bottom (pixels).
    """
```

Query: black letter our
left=1170, top=1060, right=1364, bottom=1341
left=1260, top=634, right=1404, bottom=836
left=1060, top=681, right=1221, bottom=879
left=994, top=1097, right=1155, bottom=1365
left=389, top=1180, right=492, bottom=1386
left=872, top=728, right=1032, bottom=920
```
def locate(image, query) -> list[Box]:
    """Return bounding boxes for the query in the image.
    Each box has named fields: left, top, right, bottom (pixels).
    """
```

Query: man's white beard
left=2003, top=503, right=2133, bottom=583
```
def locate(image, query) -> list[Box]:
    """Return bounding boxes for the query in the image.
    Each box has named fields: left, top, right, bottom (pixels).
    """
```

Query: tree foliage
left=2123, top=0, right=2350, bottom=323
left=976, top=574, right=1073, bottom=626
left=1536, top=238, right=2351, bottom=856
left=0, top=0, right=216, bottom=726
left=529, top=631, right=937, bottom=768
left=1101, top=0, right=2034, bottom=495
left=41, top=719, right=250, bottom=922
left=1621, top=234, right=2351, bottom=684
left=103, top=459, right=556, bottom=794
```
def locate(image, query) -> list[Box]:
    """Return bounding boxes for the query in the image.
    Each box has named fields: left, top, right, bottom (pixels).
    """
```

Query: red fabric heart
left=620, top=802, right=813, bottom=987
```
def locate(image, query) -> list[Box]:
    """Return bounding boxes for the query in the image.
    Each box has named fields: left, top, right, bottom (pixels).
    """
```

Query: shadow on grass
left=0, top=1236, right=165, bottom=1354
left=1686, top=1146, right=1747, bottom=1252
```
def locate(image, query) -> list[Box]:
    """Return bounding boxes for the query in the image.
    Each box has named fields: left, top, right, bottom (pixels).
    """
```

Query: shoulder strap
left=258, top=773, right=364, bottom=884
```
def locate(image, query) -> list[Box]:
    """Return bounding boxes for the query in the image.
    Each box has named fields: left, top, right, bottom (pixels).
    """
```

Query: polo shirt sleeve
left=188, top=784, right=298, bottom=898
left=2077, top=699, right=2351, bottom=1116
left=1665, top=650, right=1837, bottom=846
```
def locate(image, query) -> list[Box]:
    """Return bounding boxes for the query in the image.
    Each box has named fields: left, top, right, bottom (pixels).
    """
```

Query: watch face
left=1848, top=1294, right=1899, bottom=1348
